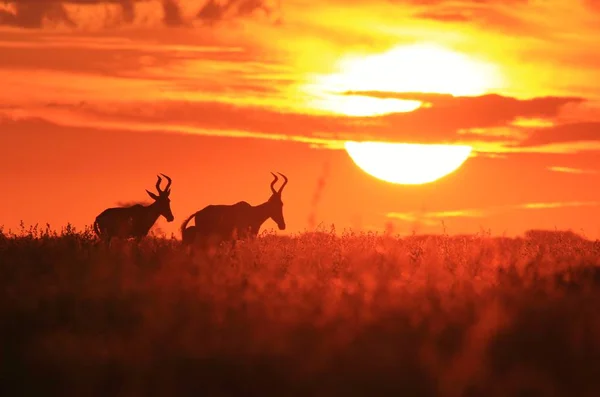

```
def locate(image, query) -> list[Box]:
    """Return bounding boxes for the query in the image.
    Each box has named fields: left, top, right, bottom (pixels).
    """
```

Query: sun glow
left=306, top=43, right=502, bottom=116
left=345, top=141, right=473, bottom=185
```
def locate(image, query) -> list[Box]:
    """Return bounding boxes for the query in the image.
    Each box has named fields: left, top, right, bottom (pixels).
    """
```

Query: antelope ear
left=146, top=190, right=159, bottom=200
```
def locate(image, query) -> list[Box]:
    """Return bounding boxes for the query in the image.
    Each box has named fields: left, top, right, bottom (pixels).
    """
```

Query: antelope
left=180, top=172, right=288, bottom=248
left=93, top=174, right=174, bottom=242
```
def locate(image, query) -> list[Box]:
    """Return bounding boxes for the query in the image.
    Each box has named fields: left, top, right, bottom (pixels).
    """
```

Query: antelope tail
left=180, top=212, right=196, bottom=237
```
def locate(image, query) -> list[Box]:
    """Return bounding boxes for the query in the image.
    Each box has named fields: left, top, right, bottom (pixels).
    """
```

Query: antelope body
left=93, top=174, right=174, bottom=241
left=181, top=172, right=288, bottom=247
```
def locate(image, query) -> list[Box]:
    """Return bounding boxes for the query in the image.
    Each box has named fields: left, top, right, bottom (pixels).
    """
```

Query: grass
left=1, top=223, right=600, bottom=397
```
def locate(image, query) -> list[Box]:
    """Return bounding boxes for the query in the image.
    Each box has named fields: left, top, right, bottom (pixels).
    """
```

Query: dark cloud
left=197, top=0, right=278, bottom=23
left=0, top=0, right=279, bottom=28
left=0, top=1, right=75, bottom=28
left=121, top=0, right=134, bottom=23
left=341, top=92, right=583, bottom=141
left=162, top=0, right=183, bottom=26
left=516, top=122, right=600, bottom=147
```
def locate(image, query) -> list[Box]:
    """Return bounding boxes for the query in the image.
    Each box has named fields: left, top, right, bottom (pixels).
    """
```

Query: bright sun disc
left=306, top=43, right=501, bottom=117
left=345, top=141, right=473, bottom=185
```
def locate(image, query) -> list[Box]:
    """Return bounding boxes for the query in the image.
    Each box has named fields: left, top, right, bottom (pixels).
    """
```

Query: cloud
left=518, top=201, right=600, bottom=210
left=162, top=0, right=183, bottom=25
left=515, top=122, right=600, bottom=147
left=342, top=92, right=583, bottom=142
left=548, top=166, right=598, bottom=175
left=197, top=0, right=280, bottom=23
left=0, top=38, right=247, bottom=83
left=0, top=0, right=280, bottom=28
left=0, top=111, right=348, bottom=150
left=387, top=209, right=485, bottom=226
left=387, top=200, right=600, bottom=223
left=411, top=1, right=533, bottom=34
left=409, top=0, right=600, bottom=40
left=2, top=93, right=574, bottom=134
left=0, top=24, right=595, bottom=156
left=0, top=1, right=75, bottom=28
left=1, top=90, right=596, bottom=154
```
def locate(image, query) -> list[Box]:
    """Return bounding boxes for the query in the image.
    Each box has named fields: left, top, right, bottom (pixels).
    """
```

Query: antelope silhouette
left=180, top=172, right=288, bottom=248
left=93, top=174, right=174, bottom=242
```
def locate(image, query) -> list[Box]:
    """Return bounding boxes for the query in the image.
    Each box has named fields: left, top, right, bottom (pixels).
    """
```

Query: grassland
left=1, top=223, right=600, bottom=397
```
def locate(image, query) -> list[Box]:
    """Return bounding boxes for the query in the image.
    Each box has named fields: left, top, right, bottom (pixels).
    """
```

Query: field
left=2, top=223, right=600, bottom=397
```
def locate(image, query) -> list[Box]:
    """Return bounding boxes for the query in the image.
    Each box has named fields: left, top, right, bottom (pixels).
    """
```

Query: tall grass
left=1, top=223, right=599, bottom=397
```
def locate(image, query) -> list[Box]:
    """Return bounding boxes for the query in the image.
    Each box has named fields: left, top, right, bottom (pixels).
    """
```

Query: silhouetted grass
left=1, top=223, right=600, bottom=397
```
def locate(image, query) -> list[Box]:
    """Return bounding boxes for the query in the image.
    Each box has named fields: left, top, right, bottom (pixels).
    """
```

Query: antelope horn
left=160, top=173, right=172, bottom=192
left=155, top=174, right=163, bottom=193
left=270, top=172, right=279, bottom=194
left=277, top=172, right=288, bottom=193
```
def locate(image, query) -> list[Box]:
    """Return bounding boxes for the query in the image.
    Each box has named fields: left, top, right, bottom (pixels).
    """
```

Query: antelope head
left=267, top=171, right=288, bottom=230
left=146, top=173, right=174, bottom=222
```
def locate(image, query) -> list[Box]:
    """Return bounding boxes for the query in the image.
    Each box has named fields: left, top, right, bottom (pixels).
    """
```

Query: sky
left=1, top=0, right=600, bottom=239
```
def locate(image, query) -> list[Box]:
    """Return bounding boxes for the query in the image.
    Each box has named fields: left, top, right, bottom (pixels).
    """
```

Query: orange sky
left=1, top=0, right=600, bottom=238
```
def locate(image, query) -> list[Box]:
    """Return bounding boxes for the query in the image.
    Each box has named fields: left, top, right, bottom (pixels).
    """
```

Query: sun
left=304, top=43, right=501, bottom=117
left=345, top=141, right=473, bottom=185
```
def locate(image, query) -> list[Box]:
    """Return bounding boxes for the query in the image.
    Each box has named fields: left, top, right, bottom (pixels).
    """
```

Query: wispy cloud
left=0, top=37, right=244, bottom=53
left=430, top=209, right=487, bottom=218
left=387, top=209, right=486, bottom=224
left=0, top=114, right=348, bottom=150
left=517, top=201, right=600, bottom=210
left=387, top=201, right=600, bottom=223
left=548, top=166, right=598, bottom=175
left=510, top=117, right=556, bottom=128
